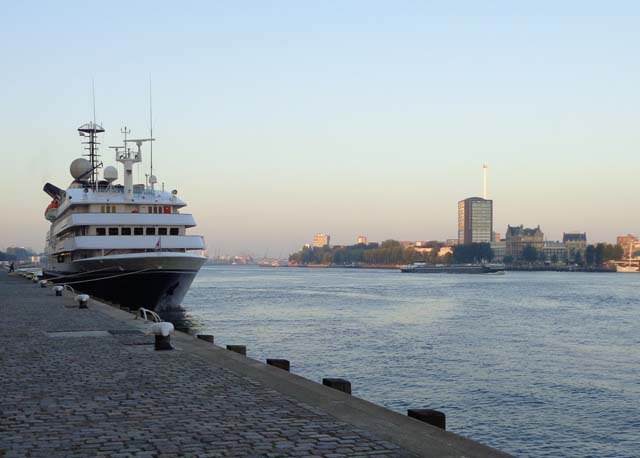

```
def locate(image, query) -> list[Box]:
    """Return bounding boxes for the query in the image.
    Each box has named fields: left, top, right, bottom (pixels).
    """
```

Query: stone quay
left=0, top=272, right=510, bottom=458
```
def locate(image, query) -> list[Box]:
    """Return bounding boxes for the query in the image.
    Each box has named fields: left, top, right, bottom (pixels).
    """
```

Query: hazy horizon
left=1, top=2, right=639, bottom=255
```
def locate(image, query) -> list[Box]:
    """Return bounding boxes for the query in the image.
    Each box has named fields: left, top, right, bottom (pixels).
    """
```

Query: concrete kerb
left=33, top=276, right=510, bottom=458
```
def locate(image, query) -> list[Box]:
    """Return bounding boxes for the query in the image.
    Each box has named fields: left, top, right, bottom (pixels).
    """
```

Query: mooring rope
left=58, top=268, right=155, bottom=286
left=47, top=266, right=122, bottom=282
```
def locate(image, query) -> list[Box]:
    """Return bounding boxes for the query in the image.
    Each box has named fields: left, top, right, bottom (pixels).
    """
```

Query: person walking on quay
left=9, top=262, right=14, bottom=272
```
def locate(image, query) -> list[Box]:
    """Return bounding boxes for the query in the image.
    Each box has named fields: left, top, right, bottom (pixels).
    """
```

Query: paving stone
left=0, top=274, right=416, bottom=458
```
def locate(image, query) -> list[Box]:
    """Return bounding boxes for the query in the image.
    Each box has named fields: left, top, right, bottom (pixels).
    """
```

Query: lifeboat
left=44, top=200, right=59, bottom=222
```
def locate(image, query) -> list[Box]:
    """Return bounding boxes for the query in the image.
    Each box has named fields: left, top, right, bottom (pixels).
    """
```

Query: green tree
left=613, top=244, right=624, bottom=260
left=584, top=245, right=595, bottom=265
left=453, top=243, right=494, bottom=263
left=595, top=243, right=605, bottom=266
left=521, top=245, right=538, bottom=263
left=403, top=248, right=421, bottom=264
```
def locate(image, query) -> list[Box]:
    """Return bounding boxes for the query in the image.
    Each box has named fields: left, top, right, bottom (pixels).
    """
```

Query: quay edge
left=2, top=272, right=512, bottom=458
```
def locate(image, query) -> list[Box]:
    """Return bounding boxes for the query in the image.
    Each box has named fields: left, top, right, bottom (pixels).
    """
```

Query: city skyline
left=2, top=2, right=640, bottom=254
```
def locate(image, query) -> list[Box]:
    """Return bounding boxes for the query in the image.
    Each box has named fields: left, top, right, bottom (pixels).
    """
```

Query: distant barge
left=401, top=262, right=505, bottom=274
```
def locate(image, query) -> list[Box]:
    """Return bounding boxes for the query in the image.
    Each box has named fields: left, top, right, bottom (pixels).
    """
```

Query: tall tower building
left=458, top=197, right=493, bottom=244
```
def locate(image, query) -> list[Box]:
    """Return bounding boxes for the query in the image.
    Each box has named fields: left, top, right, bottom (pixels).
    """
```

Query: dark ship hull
left=43, top=268, right=199, bottom=312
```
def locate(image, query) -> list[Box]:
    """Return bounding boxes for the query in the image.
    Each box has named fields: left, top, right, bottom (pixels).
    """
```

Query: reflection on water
left=181, top=266, right=640, bottom=458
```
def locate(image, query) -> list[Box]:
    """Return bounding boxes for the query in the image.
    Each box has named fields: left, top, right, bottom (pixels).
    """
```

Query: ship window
left=134, top=227, right=143, bottom=235
left=121, top=227, right=131, bottom=235
left=146, top=227, right=156, bottom=235
left=158, top=227, right=167, bottom=235
left=108, top=227, right=119, bottom=236
left=57, top=255, right=64, bottom=263
left=169, top=227, right=179, bottom=236
left=111, top=205, right=116, bottom=213
left=96, top=228, right=106, bottom=236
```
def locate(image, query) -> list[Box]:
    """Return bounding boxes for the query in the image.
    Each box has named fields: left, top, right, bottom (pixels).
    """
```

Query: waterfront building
left=492, top=232, right=501, bottom=242
left=401, top=241, right=435, bottom=249
left=357, top=235, right=367, bottom=245
left=543, top=241, right=568, bottom=262
left=490, top=241, right=506, bottom=261
left=413, top=246, right=453, bottom=258
left=446, top=238, right=459, bottom=246
left=616, top=234, right=638, bottom=256
left=457, top=197, right=493, bottom=244
left=616, top=234, right=637, bottom=246
left=312, top=233, right=331, bottom=248
left=505, top=225, right=544, bottom=259
left=563, top=232, right=587, bottom=262
left=438, top=246, right=453, bottom=257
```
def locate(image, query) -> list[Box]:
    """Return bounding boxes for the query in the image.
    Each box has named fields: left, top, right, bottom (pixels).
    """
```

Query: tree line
left=289, top=241, right=495, bottom=265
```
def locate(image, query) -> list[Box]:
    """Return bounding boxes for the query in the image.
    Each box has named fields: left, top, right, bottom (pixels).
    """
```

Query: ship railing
left=89, top=187, right=163, bottom=198
left=137, top=307, right=162, bottom=323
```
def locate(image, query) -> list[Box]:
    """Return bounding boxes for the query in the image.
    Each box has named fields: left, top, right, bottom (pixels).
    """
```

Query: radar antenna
left=116, top=132, right=155, bottom=196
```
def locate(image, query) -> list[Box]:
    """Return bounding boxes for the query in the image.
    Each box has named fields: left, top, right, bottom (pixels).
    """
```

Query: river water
left=180, top=266, right=639, bottom=457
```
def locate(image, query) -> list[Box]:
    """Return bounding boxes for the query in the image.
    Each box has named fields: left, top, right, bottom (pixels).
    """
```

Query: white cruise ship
left=42, top=121, right=206, bottom=311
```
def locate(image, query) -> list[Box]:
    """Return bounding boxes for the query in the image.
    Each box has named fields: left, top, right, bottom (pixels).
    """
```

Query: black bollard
left=155, top=334, right=173, bottom=351
left=226, top=345, right=246, bottom=356
left=266, top=359, right=290, bottom=371
left=197, top=334, right=214, bottom=343
left=407, top=409, right=446, bottom=430
left=322, top=378, right=351, bottom=394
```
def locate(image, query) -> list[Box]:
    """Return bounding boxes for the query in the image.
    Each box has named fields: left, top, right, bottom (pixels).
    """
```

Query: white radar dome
left=103, top=166, right=118, bottom=182
left=70, top=158, right=92, bottom=180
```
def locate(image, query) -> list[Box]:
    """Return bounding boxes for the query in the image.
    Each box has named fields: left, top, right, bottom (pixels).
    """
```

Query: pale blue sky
left=1, top=1, right=639, bottom=255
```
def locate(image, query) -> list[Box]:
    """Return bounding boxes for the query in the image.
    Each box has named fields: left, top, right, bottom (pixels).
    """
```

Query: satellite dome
left=103, top=166, right=118, bottom=182
left=70, top=158, right=92, bottom=180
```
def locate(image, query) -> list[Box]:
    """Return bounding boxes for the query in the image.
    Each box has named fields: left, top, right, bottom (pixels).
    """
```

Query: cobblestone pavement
left=0, top=274, right=417, bottom=458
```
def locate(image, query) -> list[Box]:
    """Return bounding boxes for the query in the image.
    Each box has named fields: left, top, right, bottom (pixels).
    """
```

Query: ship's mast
left=77, top=121, right=105, bottom=186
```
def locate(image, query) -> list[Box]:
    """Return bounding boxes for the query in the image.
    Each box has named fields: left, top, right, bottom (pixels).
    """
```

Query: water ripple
left=182, top=266, right=640, bottom=458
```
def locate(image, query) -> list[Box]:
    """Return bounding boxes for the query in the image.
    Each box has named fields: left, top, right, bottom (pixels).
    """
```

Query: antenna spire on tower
left=149, top=74, right=154, bottom=177
left=483, top=164, right=488, bottom=199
